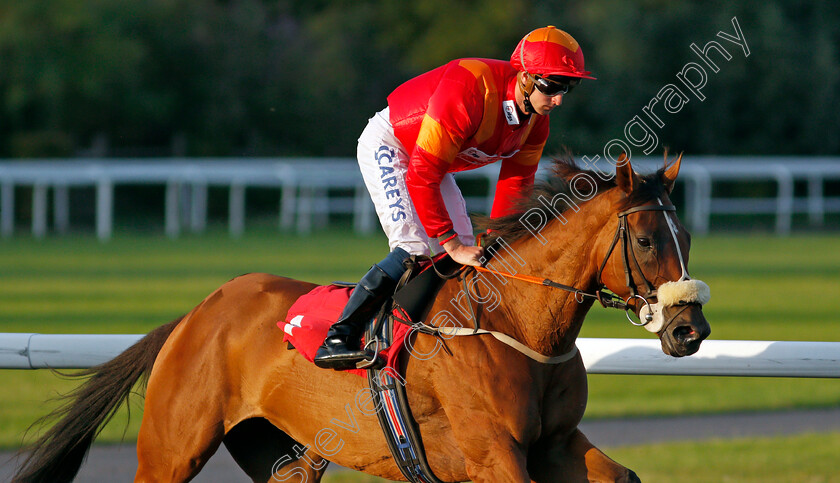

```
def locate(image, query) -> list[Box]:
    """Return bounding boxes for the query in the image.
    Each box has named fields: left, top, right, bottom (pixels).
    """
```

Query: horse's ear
left=615, top=153, right=638, bottom=194
left=662, top=152, right=683, bottom=194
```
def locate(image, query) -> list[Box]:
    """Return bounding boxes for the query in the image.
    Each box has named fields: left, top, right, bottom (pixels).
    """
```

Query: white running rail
left=2, top=333, right=839, bottom=377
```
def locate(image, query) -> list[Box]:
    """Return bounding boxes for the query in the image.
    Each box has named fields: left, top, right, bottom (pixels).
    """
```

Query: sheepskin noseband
left=657, top=279, right=711, bottom=306
left=639, top=279, right=711, bottom=333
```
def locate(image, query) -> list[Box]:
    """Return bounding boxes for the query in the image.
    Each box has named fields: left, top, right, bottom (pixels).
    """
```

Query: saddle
left=278, top=254, right=460, bottom=371
left=278, top=253, right=461, bottom=482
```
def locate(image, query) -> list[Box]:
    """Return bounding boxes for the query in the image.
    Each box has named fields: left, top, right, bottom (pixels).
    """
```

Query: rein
left=403, top=201, right=680, bottom=365
left=472, top=266, right=627, bottom=310
left=475, top=203, right=677, bottom=315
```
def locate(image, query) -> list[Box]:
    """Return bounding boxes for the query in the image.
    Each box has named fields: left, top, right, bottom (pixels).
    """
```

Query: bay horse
left=14, top=156, right=710, bottom=483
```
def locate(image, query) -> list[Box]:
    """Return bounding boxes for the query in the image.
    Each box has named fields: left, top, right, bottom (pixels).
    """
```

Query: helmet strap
left=520, top=73, right=536, bottom=115
left=523, top=94, right=535, bottom=115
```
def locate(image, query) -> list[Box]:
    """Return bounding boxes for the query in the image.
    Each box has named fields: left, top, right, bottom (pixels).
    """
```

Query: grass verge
left=0, top=230, right=838, bottom=449
left=318, top=432, right=840, bottom=482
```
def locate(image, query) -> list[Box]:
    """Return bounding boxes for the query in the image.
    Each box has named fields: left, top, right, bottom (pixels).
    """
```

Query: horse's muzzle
left=658, top=303, right=710, bottom=357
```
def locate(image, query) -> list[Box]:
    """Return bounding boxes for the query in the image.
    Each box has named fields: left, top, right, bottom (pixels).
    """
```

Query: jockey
left=314, top=26, right=596, bottom=370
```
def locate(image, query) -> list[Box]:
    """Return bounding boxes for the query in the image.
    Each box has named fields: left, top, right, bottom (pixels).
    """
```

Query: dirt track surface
left=3, top=408, right=840, bottom=482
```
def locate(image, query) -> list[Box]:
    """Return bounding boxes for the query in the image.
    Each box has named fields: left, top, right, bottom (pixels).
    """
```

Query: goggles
left=531, top=74, right=580, bottom=96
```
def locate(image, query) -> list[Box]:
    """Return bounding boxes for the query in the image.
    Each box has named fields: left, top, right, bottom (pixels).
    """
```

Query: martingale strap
left=438, top=326, right=578, bottom=364
left=365, top=299, right=444, bottom=483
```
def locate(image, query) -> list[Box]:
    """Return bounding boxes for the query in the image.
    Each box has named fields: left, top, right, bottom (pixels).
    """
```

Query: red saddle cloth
left=277, top=284, right=411, bottom=377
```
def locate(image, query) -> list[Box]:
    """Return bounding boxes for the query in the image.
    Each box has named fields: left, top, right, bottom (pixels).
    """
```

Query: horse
left=13, top=155, right=710, bottom=483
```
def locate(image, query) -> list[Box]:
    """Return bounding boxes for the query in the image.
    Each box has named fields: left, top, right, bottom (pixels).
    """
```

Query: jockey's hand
left=443, top=237, right=484, bottom=267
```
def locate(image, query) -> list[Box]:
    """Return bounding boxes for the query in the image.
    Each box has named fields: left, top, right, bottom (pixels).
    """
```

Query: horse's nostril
left=672, top=325, right=696, bottom=342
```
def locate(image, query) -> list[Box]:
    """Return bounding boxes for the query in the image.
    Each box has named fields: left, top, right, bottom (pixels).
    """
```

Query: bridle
left=474, top=200, right=678, bottom=323
left=594, top=202, right=677, bottom=323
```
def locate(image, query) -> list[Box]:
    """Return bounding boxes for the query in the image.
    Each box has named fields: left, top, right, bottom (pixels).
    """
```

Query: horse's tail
left=12, top=316, right=183, bottom=483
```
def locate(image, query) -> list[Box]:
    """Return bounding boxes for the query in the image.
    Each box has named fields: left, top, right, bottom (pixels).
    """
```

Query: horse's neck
left=475, top=195, right=615, bottom=357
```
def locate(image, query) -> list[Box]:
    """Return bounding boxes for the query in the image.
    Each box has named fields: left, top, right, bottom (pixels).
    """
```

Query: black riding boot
left=313, top=264, right=398, bottom=369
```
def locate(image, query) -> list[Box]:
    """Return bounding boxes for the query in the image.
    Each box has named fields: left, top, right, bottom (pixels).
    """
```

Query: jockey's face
left=528, top=89, right=564, bottom=115
left=515, top=71, right=565, bottom=116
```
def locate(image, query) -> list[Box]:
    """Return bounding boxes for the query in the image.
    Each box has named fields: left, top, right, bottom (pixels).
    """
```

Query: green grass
left=580, top=234, right=840, bottom=418
left=319, top=433, right=840, bottom=482
left=322, top=473, right=390, bottom=483
left=0, top=229, right=389, bottom=333
left=0, top=230, right=838, bottom=450
left=0, top=228, right=391, bottom=448
left=605, top=432, right=840, bottom=483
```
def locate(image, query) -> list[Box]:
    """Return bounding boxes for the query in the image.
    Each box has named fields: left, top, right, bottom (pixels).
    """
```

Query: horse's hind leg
left=133, top=380, right=227, bottom=482
left=223, top=418, right=329, bottom=483
left=134, top=417, right=224, bottom=482
left=133, top=331, right=231, bottom=482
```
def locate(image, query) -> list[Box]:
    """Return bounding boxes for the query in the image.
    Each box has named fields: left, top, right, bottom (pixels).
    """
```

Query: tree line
left=1, top=0, right=837, bottom=159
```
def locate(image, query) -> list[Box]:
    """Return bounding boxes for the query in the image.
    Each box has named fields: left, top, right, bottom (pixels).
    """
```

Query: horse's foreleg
left=459, top=438, right=530, bottom=482
left=224, top=417, right=330, bottom=483
left=528, top=429, right=639, bottom=483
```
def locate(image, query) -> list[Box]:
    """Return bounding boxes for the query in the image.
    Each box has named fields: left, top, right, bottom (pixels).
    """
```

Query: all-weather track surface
left=2, top=408, right=840, bottom=482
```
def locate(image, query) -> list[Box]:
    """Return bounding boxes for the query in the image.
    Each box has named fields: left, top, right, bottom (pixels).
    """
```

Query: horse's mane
left=480, top=154, right=667, bottom=244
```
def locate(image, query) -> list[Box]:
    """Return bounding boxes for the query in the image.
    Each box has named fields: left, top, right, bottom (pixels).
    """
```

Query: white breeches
left=356, top=107, right=474, bottom=256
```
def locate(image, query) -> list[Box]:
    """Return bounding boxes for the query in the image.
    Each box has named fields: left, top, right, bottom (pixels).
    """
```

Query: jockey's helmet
left=510, top=26, right=596, bottom=80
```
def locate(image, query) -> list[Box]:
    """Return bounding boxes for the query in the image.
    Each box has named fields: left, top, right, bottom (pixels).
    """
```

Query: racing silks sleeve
left=489, top=119, right=548, bottom=218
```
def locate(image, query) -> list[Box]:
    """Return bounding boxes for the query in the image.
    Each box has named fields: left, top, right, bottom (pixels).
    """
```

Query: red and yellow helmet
left=510, top=26, right=596, bottom=80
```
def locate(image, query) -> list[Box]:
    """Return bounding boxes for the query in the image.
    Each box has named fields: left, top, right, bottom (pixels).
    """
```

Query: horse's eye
left=637, top=237, right=652, bottom=248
